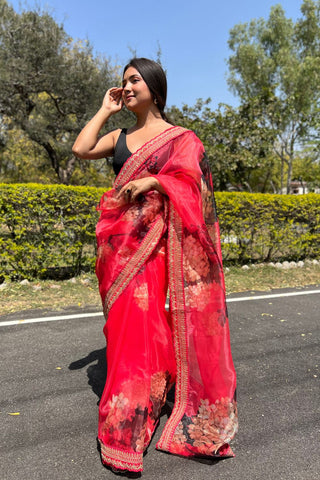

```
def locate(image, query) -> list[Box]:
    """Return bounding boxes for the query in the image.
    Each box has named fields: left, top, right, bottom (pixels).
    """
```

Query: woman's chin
left=124, top=102, right=137, bottom=112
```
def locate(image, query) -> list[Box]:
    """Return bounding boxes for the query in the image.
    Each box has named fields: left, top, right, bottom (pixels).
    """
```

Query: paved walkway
left=1, top=286, right=319, bottom=480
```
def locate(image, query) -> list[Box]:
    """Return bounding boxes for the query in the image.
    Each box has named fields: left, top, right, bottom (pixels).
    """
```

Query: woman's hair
left=123, top=57, right=171, bottom=122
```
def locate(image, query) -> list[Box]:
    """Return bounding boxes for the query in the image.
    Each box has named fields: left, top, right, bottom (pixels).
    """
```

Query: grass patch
left=0, top=274, right=101, bottom=316
left=225, top=263, right=320, bottom=293
left=0, top=264, right=319, bottom=316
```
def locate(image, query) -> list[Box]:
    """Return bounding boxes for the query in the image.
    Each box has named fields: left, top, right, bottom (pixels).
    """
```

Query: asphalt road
left=0, top=286, right=319, bottom=480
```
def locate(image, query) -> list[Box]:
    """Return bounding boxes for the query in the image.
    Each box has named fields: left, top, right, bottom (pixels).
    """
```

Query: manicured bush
left=0, top=184, right=319, bottom=279
left=0, top=183, right=105, bottom=279
left=216, top=192, right=320, bottom=263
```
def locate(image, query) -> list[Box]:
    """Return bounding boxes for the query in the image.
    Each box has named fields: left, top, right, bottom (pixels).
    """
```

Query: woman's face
left=122, top=67, right=153, bottom=112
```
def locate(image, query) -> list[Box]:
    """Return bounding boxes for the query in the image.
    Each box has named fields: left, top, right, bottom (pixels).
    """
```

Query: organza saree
left=95, top=126, right=238, bottom=472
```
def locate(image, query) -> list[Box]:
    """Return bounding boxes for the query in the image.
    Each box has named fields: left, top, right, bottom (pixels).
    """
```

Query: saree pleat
left=96, top=126, right=238, bottom=472
left=98, top=239, right=176, bottom=471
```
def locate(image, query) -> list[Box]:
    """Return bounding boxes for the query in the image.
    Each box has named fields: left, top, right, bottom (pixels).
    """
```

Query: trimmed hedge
left=216, top=192, right=320, bottom=263
left=0, top=184, right=319, bottom=279
left=0, top=183, right=104, bottom=280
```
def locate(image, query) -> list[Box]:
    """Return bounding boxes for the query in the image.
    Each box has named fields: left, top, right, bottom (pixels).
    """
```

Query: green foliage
left=216, top=192, right=320, bottom=263
left=227, top=0, right=320, bottom=192
left=0, top=183, right=105, bottom=279
left=0, top=184, right=319, bottom=280
left=228, top=0, right=320, bottom=193
left=0, top=123, right=56, bottom=184
left=0, top=1, right=133, bottom=185
left=292, top=150, right=320, bottom=191
left=168, top=100, right=276, bottom=191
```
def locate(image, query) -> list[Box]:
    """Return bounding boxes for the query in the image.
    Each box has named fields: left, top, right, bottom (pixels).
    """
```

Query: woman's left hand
left=117, top=177, right=163, bottom=203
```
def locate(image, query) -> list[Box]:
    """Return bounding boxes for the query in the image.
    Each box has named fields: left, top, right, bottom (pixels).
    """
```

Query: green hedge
left=0, top=184, right=319, bottom=279
left=216, top=192, right=320, bottom=263
left=0, top=183, right=104, bottom=280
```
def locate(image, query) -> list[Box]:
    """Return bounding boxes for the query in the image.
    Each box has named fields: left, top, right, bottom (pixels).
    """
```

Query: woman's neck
left=134, top=108, right=164, bottom=130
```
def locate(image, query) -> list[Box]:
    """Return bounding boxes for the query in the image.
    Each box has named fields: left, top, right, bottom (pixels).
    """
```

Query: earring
left=154, top=98, right=158, bottom=105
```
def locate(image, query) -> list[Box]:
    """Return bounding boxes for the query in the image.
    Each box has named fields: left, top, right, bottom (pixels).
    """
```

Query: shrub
left=0, top=183, right=104, bottom=279
left=0, top=184, right=319, bottom=279
left=216, top=192, right=320, bottom=263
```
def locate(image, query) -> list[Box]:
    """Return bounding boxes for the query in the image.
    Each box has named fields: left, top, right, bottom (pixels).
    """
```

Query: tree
left=0, top=1, right=133, bottom=184
left=227, top=0, right=320, bottom=193
left=293, top=149, right=320, bottom=191
left=0, top=120, right=56, bottom=183
left=168, top=99, right=276, bottom=191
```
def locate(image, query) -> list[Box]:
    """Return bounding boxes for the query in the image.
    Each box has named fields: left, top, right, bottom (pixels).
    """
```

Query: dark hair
left=123, top=57, right=171, bottom=122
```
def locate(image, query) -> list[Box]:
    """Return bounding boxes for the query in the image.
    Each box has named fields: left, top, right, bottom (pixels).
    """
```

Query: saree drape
left=95, top=126, right=238, bottom=472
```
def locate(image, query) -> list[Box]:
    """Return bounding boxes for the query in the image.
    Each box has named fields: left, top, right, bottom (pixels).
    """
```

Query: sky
left=9, top=0, right=305, bottom=108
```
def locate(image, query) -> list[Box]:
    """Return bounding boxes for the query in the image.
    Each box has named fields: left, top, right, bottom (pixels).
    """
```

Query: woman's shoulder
left=173, top=125, right=203, bottom=144
left=106, top=128, right=123, bottom=148
left=109, top=127, right=123, bottom=136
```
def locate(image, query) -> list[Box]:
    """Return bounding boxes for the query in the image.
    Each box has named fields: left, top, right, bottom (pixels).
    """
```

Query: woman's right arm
left=72, top=87, right=123, bottom=159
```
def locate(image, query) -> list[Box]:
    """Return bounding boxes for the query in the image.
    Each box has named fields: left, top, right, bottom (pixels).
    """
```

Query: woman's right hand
left=102, top=87, right=124, bottom=114
left=72, top=87, right=123, bottom=159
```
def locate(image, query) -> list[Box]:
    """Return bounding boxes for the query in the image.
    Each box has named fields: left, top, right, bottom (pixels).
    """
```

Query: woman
left=72, top=58, right=238, bottom=474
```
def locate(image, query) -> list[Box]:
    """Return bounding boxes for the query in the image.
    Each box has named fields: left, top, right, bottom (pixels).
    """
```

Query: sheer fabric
left=96, top=126, right=238, bottom=472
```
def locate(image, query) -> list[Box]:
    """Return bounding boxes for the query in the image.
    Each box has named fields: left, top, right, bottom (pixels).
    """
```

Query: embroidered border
left=156, top=202, right=189, bottom=451
left=99, top=440, right=143, bottom=472
left=104, top=214, right=164, bottom=316
left=114, top=126, right=188, bottom=189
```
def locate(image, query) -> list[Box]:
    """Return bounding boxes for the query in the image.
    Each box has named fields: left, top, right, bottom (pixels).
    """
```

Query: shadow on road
left=68, top=346, right=176, bottom=416
left=69, top=347, right=107, bottom=400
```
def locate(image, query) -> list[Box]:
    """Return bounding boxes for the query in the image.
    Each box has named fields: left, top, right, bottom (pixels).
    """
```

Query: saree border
left=98, top=440, right=143, bottom=472
left=104, top=214, right=165, bottom=316
left=156, top=202, right=189, bottom=451
left=114, top=126, right=188, bottom=188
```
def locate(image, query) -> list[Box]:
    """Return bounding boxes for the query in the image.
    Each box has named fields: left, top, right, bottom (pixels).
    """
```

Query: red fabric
left=95, top=127, right=238, bottom=472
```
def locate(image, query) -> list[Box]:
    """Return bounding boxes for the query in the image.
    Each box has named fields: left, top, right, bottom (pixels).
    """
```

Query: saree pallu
left=96, top=126, right=238, bottom=472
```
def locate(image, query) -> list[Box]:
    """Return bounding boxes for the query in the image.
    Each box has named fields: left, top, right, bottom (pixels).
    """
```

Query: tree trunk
left=25, top=128, right=73, bottom=184
left=261, top=161, right=274, bottom=193
left=286, top=155, right=294, bottom=194
left=280, top=157, right=284, bottom=194
left=58, top=156, right=77, bottom=185
left=36, top=137, right=76, bottom=184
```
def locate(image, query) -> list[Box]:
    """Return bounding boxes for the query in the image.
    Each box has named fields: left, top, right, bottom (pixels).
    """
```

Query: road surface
left=1, top=286, right=319, bottom=480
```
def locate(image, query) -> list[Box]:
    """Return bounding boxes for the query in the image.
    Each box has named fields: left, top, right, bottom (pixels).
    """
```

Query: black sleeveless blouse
left=113, top=128, right=132, bottom=175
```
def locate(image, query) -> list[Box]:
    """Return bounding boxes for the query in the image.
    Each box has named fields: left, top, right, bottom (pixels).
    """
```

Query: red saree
left=95, top=126, right=238, bottom=472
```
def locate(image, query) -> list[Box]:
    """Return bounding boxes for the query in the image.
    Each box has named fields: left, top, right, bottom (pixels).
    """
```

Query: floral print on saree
left=96, top=126, right=238, bottom=472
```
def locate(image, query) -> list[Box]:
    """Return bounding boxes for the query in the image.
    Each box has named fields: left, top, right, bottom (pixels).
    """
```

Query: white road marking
left=226, top=289, right=320, bottom=302
left=0, top=289, right=319, bottom=328
left=0, top=312, right=103, bottom=327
